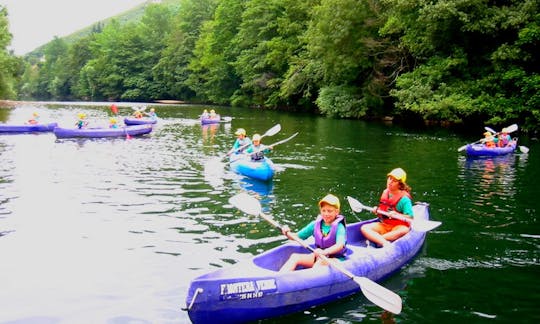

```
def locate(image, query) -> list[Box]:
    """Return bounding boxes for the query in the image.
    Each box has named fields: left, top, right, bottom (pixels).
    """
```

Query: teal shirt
left=297, top=219, right=346, bottom=246
left=396, top=195, right=414, bottom=217
left=232, top=138, right=252, bottom=152
left=246, top=144, right=271, bottom=154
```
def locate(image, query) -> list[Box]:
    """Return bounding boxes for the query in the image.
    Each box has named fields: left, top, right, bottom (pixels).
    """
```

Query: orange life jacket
left=379, top=189, right=412, bottom=227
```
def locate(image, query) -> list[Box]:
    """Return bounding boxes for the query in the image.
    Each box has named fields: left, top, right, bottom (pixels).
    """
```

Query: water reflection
left=201, top=123, right=219, bottom=145
left=457, top=154, right=527, bottom=213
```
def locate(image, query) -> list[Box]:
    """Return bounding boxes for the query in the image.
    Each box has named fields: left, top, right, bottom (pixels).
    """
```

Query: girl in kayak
left=228, top=128, right=252, bottom=155
left=279, top=194, right=347, bottom=272
left=245, top=133, right=273, bottom=161
left=27, top=112, right=39, bottom=124
left=361, top=168, right=414, bottom=247
left=75, top=113, right=88, bottom=129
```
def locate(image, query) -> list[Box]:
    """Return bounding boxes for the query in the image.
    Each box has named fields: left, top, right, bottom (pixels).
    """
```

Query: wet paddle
left=458, top=124, right=519, bottom=152
left=519, top=145, right=529, bottom=153
left=347, top=196, right=441, bottom=232
left=229, top=193, right=403, bottom=315
left=267, top=132, right=299, bottom=148
left=484, top=126, right=497, bottom=134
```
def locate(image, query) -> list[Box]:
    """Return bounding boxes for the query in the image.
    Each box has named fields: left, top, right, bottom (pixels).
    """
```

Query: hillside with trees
left=0, top=0, right=538, bottom=133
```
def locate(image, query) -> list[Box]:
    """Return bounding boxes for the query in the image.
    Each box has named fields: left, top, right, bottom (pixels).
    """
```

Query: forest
left=0, top=0, right=538, bottom=133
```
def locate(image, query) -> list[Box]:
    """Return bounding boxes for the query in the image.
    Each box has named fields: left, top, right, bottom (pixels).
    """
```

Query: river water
left=0, top=103, right=538, bottom=324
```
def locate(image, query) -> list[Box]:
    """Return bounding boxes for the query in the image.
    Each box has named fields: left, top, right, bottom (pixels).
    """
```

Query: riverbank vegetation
left=0, top=0, right=538, bottom=133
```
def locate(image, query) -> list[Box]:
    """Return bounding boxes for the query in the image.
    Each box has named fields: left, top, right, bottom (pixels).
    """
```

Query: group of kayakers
left=482, top=128, right=513, bottom=148
left=201, top=109, right=218, bottom=119
left=71, top=105, right=160, bottom=129
left=228, top=127, right=274, bottom=161
left=132, top=106, right=157, bottom=119
left=227, top=127, right=412, bottom=272
left=279, top=168, right=412, bottom=272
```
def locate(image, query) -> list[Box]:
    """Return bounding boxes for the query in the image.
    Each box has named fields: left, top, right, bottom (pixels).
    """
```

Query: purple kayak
left=200, top=114, right=221, bottom=125
left=123, top=117, right=158, bottom=126
left=185, top=203, right=430, bottom=323
left=465, top=140, right=517, bottom=156
left=0, top=122, right=58, bottom=133
left=53, top=124, right=153, bottom=139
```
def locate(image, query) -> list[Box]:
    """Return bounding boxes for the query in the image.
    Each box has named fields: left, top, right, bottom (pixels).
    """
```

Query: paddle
left=347, top=196, right=441, bottom=232
left=484, top=126, right=496, bottom=134
left=519, top=146, right=529, bottom=153
left=267, top=132, right=299, bottom=148
left=228, top=193, right=403, bottom=315
left=458, top=124, right=519, bottom=152
left=224, top=124, right=281, bottom=158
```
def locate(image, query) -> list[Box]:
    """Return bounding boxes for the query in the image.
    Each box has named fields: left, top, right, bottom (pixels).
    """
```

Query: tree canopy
left=0, top=0, right=537, bottom=132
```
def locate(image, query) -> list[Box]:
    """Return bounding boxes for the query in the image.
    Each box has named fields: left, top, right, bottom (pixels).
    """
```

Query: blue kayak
left=185, top=203, right=430, bottom=324
left=53, top=124, right=153, bottom=139
left=229, top=154, right=275, bottom=181
left=123, top=117, right=157, bottom=125
left=0, top=122, right=58, bottom=133
left=465, top=140, right=517, bottom=156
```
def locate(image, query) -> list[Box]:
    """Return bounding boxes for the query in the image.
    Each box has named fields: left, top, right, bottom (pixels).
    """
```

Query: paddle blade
left=457, top=144, right=468, bottom=152
left=519, top=146, right=529, bottom=154
left=354, top=276, right=402, bottom=314
left=347, top=196, right=372, bottom=213
left=411, top=219, right=442, bottom=232
left=484, top=126, right=496, bottom=134
left=229, top=193, right=261, bottom=216
left=263, top=124, right=281, bottom=138
left=505, top=124, right=518, bottom=133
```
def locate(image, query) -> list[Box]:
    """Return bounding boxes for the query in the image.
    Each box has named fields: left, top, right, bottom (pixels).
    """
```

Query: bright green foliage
left=7, top=0, right=540, bottom=132
left=382, top=0, right=539, bottom=131
left=187, top=0, right=244, bottom=104
left=316, top=85, right=368, bottom=118
left=231, top=0, right=315, bottom=108
left=0, top=6, right=20, bottom=99
left=154, top=0, right=217, bottom=101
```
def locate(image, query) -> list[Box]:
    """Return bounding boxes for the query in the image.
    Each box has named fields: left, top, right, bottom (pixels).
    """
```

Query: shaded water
left=0, top=103, right=538, bottom=323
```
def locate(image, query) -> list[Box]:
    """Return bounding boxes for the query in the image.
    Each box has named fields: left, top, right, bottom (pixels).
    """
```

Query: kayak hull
left=229, top=155, right=275, bottom=181
left=465, top=141, right=517, bottom=156
left=0, top=122, right=58, bottom=133
left=123, top=117, right=157, bottom=125
left=186, top=203, right=430, bottom=323
left=200, top=115, right=221, bottom=125
left=53, top=124, right=153, bottom=139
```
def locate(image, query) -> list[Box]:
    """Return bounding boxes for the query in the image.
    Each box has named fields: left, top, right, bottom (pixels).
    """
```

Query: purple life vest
left=313, top=215, right=346, bottom=256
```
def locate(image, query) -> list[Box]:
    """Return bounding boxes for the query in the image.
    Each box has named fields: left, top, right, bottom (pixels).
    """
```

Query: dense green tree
left=186, top=0, right=244, bottom=105
left=382, top=0, right=539, bottom=131
left=0, top=6, right=21, bottom=99
left=232, top=0, right=315, bottom=108
left=7, top=0, right=539, bottom=133
left=154, top=0, right=217, bottom=100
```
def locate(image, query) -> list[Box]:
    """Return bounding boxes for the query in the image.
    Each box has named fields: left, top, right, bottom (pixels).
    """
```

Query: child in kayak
left=482, top=131, right=497, bottom=148
left=75, top=113, right=88, bottom=129
left=279, top=194, right=347, bottom=272
left=144, top=108, right=157, bottom=119
left=228, top=128, right=252, bottom=155
left=27, top=112, right=39, bottom=124
left=109, top=117, right=119, bottom=128
left=361, top=168, right=414, bottom=247
left=245, top=133, right=273, bottom=161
